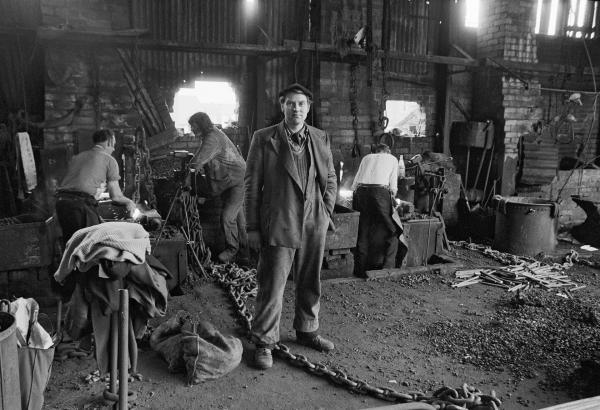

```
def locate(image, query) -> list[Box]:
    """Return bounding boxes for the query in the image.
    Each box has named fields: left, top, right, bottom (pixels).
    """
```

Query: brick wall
left=319, top=62, right=435, bottom=189
left=478, top=0, right=538, bottom=63
left=536, top=170, right=600, bottom=227
left=42, top=0, right=142, bottom=191
left=475, top=0, right=540, bottom=195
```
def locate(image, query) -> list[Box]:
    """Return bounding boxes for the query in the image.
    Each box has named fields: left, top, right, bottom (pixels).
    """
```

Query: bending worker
left=245, top=83, right=337, bottom=369
left=54, top=128, right=136, bottom=295
left=351, top=143, right=400, bottom=278
left=188, top=112, right=247, bottom=264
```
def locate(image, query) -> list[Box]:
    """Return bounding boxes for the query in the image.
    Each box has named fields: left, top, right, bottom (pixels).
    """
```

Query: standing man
left=54, top=129, right=136, bottom=296
left=351, top=143, right=400, bottom=278
left=188, top=112, right=247, bottom=263
left=245, top=83, right=337, bottom=369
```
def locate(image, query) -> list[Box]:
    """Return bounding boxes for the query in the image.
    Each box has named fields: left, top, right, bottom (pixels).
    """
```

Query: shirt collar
left=283, top=122, right=307, bottom=137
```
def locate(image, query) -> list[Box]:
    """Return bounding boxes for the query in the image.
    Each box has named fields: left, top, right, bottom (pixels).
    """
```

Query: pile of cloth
left=54, top=221, right=170, bottom=374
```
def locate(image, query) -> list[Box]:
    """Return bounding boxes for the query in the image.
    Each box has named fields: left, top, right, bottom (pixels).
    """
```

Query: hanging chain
left=137, top=126, right=157, bottom=208
left=133, top=147, right=141, bottom=204
left=208, top=263, right=502, bottom=409
left=179, top=192, right=211, bottom=276
left=350, top=64, right=360, bottom=155
left=378, top=47, right=389, bottom=132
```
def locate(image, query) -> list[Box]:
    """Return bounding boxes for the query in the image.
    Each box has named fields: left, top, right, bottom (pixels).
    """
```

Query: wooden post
left=118, top=289, right=129, bottom=410
left=56, top=299, right=62, bottom=339
left=110, top=311, right=118, bottom=395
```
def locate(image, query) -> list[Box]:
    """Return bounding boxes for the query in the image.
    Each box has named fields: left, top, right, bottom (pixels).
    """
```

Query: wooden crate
left=0, top=216, right=56, bottom=271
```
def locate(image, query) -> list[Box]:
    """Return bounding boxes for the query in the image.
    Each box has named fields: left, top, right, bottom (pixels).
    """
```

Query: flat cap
left=278, top=83, right=313, bottom=100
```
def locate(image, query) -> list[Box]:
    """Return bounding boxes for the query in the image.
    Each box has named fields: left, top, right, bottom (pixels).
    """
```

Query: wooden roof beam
left=37, top=27, right=294, bottom=57
left=283, top=40, right=480, bottom=67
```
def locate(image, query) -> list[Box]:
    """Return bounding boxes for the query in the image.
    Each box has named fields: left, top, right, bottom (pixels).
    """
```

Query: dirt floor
left=43, top=241, right=600, bottom=410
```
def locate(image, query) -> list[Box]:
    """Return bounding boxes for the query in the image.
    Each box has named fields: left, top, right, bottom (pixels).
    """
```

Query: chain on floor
left=451, top=239, right=600, bottom=270
left=208, top=263, right=502, bottom=410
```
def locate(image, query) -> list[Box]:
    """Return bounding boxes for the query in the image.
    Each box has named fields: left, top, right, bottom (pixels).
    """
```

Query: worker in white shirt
left=351, top=143, right=400, bottom=277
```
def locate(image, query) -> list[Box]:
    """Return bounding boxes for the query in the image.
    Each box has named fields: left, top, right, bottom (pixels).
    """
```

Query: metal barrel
left=492, top=196, right=558, bottom=256
left=0, top=310, right=21, bottom=410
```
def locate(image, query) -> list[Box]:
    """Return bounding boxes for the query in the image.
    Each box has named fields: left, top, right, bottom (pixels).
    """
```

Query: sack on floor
left=181, top=319, right=242, bottom=384
left=150, top=311, right=242, bottom=384
left=149, top=312, right=187, bottom=373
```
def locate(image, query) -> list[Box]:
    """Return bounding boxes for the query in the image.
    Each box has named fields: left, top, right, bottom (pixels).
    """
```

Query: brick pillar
left=475, top=0, right=541, bottom=195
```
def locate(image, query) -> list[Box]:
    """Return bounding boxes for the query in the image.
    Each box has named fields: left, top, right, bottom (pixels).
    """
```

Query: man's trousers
left=251, top=198, right=329, bottom=346
left=352, top=185, right=399, bottom=276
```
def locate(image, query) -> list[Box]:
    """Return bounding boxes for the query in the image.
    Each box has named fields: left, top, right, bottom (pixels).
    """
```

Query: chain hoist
left=350, top=64, right=361, bottom=158
left=208, top=262, right=502, bottom=409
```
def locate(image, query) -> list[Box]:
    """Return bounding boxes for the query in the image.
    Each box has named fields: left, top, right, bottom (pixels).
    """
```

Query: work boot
left=254, top=347, right=273, bottom=369
left=296, top=332, right=335, bottom=352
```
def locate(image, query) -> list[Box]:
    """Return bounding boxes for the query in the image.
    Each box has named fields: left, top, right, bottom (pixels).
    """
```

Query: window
left=464, top=0, right=480, bottom=28
left=385, top=100, right=426, bottom=138
left=565, top=0, right=598, bottom=38
left=535, top=0, right=599, bottom=38
left=171, top=80, right=239, bottom=134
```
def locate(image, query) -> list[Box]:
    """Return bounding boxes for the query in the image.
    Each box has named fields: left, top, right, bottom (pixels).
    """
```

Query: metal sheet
left=130, top=0, right=253, bottom=88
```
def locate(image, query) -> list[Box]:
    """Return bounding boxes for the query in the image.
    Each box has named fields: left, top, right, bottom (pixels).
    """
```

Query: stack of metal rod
left=452, top=261, right=585, bottom=293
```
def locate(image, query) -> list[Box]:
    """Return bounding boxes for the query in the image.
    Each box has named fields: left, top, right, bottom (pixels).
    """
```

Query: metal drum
left=492, top=196, right=558, bottom=256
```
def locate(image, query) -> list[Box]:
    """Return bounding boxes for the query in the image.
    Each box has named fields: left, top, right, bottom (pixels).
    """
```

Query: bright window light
left=171, top=80, right=239, bottom=133
left=535, top=0, right=543, bottom=33
left=548, top=0, right=559, bottom=35
left=568, top=0, right=577, bottom=27
left=243, top=0, right=257, bottom=16
left=577, top=0, right=587, bottom=27
left=465, top=0, right=479, bottom=28
left=385, top=100, right=426, bottom=138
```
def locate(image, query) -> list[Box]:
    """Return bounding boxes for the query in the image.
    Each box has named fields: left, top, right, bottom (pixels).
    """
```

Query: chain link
left=137, top=127, right=156, bottom=208
left=451, top=240, right=578, bottom=270
left=208, top=262, right=502, bottom=409
left=563, top=248, right=600, bottom=269
left=179, top=192, right=211, bottom=276
left=350, top=64, right=360, bottom=143
left=133, top=148, right=141, bottom=204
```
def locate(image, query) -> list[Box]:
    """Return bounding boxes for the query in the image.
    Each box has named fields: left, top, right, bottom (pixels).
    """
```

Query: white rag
left=54, top=221, right=151, bottom=282
left=10, top=298, right=53, bottom=349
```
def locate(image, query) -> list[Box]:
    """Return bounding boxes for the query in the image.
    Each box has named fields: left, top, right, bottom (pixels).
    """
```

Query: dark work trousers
left=352, top=186, right=399, bottom=277
left=55, top=195, right=102, bottom=246
left=54, top=195, right=102, bottom=300
left=251, top=166, right=329, bottom=346
left=220, top=183, right=246, bottom=254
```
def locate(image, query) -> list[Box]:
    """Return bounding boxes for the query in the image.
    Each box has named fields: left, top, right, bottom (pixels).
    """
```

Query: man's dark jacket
left=244, top=121, right=337, bottom=248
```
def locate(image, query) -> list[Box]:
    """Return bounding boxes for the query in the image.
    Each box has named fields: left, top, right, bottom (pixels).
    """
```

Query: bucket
left=0, top=310, right=21, bottom=410
left=492, top=196, right=558, bottom=256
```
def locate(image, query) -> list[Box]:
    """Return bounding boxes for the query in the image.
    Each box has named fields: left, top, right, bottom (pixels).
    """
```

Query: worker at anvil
left=54, top=128, right=136, bottom=296
left=351, top=143, right=401, bottom=278
left=188, top=112, right=247, bottom=263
